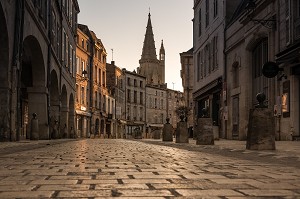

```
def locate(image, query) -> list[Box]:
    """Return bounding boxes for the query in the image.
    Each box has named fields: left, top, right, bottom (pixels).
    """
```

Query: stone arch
left=0, top=2, right=10, bottom=141
left=68, top=93, right=75, bottom=138
left=60, top=85, right=68, bottom=138
left=49, top=70, right=60, bottom=138
left=21, top=35, right=48, bottom=139
left=95, top=118, right=100, bottom=135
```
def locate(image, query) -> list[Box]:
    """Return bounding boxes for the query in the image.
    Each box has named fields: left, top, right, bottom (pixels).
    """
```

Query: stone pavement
left=0, top=138, right=299, bottom=198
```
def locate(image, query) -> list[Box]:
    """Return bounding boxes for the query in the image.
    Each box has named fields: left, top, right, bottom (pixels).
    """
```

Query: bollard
left=30, top=113, right=39, bottom=140
left=162, top=118, right=173, bottom=142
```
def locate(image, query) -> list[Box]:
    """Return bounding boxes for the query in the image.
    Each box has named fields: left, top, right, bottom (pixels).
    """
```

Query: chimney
left=111, top=61, right=115, bottom=65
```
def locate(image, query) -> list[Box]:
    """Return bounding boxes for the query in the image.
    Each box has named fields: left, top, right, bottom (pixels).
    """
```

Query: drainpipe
left=11, top=0, right=25, bottom=141
left=47, top=1, right=52, bottom=139
left=223, top=7, right=227, bottom=139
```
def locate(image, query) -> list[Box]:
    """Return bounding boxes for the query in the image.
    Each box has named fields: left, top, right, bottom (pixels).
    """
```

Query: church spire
left=159, top=40, right=165, bottom=61
left=140, top=12, right=157, bottom=62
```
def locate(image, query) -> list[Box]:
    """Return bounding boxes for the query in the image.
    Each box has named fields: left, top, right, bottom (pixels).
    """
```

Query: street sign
left=262, top=62, right=281, bottom=78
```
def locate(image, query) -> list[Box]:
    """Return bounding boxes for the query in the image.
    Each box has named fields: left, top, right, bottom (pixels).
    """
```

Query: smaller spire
left=161, top=40, right=164, bottom=49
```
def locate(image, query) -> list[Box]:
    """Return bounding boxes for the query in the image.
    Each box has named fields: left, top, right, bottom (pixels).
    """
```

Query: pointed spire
left=159, top=40, right=165, bottom=61
left=140, top=12, right=157, bottom=62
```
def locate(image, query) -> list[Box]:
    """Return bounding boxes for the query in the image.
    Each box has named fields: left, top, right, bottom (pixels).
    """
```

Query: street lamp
left=245, top=0, right=276, bottom=29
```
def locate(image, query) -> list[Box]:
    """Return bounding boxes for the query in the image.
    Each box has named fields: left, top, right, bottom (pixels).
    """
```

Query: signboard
left=262, top=62, right=281, bottom=78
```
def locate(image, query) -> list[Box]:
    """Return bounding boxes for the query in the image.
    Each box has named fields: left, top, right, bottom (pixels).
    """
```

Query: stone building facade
left=145, top=85, right=167, bottom=138
left=193, top=0, right=240, bottom=139
left=275, top=0, right=300, bottom=140
left=180, top=48, right=194, bottom=130
left=224, top=0, right=278, bottom=140
left=106, top=61, right=125, bottom=139
left=123, top=69, right=146, bottom=139
left=76, top=24, right=91, bottom=138
left=166, top=89, right=184, bottom=130
left=0, top=0, right=79, bottom=141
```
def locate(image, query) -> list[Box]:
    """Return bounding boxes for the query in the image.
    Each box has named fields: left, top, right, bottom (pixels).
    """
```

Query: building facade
left=166, top=89, right=184, bottom=130
left=193, top=0, right=240, bottom=139
left=180, top=48, right=194, bottom=130
left=76, top=24, right=91, bottom=138
left=106, top=61, right=125, bottom=138
left=145, top=85, right=167, bottom=138
left=124, top=69, right=146, bottom=139
left=225, top=0, right=277, bottom=140
left=0, top=0, right=79, bottom=141
left=275, top=0, right=300, bottom=140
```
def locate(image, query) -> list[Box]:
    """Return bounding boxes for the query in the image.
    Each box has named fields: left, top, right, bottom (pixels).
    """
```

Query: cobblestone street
left=0, top=139, right=300, bottom=198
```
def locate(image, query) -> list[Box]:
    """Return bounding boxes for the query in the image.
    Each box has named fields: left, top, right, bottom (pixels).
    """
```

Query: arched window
left=252, top=38, right=269, bottom=106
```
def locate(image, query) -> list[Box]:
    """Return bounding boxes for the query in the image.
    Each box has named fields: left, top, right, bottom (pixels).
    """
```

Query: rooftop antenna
left=111, top=49, right=114, bottom=61
left=172, top=82, right=175, bottom=90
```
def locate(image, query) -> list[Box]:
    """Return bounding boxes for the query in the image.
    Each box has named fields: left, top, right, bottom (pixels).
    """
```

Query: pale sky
left=77, top=0, right=193, bottom=91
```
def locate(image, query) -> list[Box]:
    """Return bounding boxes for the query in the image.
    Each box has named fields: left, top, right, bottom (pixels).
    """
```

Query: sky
left=77, top=0, right=193, bottom=92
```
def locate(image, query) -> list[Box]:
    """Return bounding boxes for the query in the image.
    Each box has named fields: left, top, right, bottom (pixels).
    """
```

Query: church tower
left=139, top=12, right=165, bottom=85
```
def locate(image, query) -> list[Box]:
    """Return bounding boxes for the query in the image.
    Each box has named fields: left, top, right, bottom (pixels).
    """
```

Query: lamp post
left=245, top=0, right=277, bottom=29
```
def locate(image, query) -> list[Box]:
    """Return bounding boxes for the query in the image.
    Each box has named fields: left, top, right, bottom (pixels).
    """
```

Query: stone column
left=175, top=118, right=189, bottom=143
left=162, top=118, right=173, bottom=142
left=27, top=87, right=49, bottom=139
left=60, top=106, right=69, bottom=138
left=30, top=113, right=39, bottom=140
left=246, top=93, right=275, bottom=150
left=196, top=118, right=214, bottom=145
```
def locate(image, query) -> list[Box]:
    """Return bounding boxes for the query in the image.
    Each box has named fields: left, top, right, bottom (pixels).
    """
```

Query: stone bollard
left=69, top=126, right=75, bottom=139
left=153, top=129, right=161, bottom=139
left=63, top=124, right=68, bottom=138
left=51, top=120, right=59, bottom=139
left=246, top=93, right=275, bottom=150
left=162, top=118, right=173, bottom=142
left=30, top=113, right=39, bottom=140
left=196, top=118, right=214, bottom=145
left=175, top=116, right=189, bottom=143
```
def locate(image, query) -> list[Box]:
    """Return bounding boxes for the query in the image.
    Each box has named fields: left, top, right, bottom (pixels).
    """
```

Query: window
left=127, top=77, right=131, bottom=86
left=81, top=60, right=85, bottom=74
left=200, top=50, right=203, bottom=78
left=197, top=52, right=200, bottom=81
left=212, top=36, right=218, bottom=70
left=252, top=38, right=269, bottom=106
left=198, top=9, right=202, bottom=37
left=232, top=62, right=239, bottom=88
left=102, top=71, right=105, bottom=87
left=76, top=84, right=79, bottom=102
left=127, top=89, right=131, bottom=103
left=140, top=92, right=143, bottom=104
left=140, top=81, right=143, bottom=88
left=285, top=0, right=291, bottom=44
left=98, top=68, right=101, bottom=84
left=81, top=39, right=84, bottom=48
left=205, top=0, right=209, bottom=27
left=134, top=91, right=137, bottom=103
left=213, top=0, right=218, bottom=18
left=62, top=29, right=66, bottom=62
left=81, top=87, right=85, bottom=104
left=161, top=99, right=163, bottom=109
left=95, top=91, right=98, bottom=108
left=76, top=57, right=80, bottom=74
left=134, top=79, right=137, bottom=87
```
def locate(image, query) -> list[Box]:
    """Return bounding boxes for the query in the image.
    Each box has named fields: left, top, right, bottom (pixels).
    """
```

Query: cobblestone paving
left=0, top=139, right=299, bottom=198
